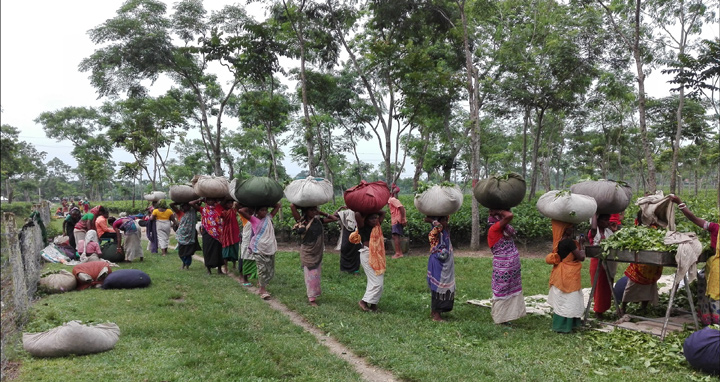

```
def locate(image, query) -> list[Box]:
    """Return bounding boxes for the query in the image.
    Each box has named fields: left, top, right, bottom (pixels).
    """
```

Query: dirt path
left=192, top=255, right=397, bottom=382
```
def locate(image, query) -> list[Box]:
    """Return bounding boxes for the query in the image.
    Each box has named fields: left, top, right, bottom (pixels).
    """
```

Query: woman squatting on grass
left=239, top=203, right=282, bottom=300
left=350, top=211, right=387, bottom=312
left=425, top=216, right=456, bottom=322
left=291, top=203, right=338, bottom=306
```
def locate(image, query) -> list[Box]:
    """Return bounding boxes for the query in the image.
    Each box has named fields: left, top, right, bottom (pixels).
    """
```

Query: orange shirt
left=388, top=197, right=406, bottom=225
left=95, top=215, right=115, bottom=237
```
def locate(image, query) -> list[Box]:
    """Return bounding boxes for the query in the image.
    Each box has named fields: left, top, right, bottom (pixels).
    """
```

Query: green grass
left=15, top=254, right=362, bottom=382
left=269, top=251, right=712, bottom=382
left=13, top=245, right=715, bottom=381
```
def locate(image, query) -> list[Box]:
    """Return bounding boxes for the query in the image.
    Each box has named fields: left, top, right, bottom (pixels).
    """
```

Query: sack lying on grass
left=414, top=184, right=463, bottom=217
left=473, top=173, right=526, bottom=210
left=285, top=177, right=334, bottom=207
left=53, top=235, right=69, bottom=246
left=143, top=191, right=166, bottom=202
left=536, top=190, right=597, bottom=224
left=232, top=176, right=284, bottom=207
left=23, top=320, right=120, bottom=357
left=169, top=185, right=198, bottom=204
left=193, top=175, right=230, bottom=199
left=38, top=270, right=77, bottom=293
left=683, top=327, right=720, bottom=375
left=570, top=180, right=632, bottom=214
left=343, top=180, right=390, bottom=216
left=102, top=269, right=151, bottom=289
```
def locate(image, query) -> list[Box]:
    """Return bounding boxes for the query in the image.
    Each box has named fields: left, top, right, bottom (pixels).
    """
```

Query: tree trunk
left=412, top=130, right=430, bottom=190
left=632, top=0, right=657, bottom=192
left=670, top=86, right=686, bottom=194
left=522, top=105, right=530, bottom=180
left=529, top=108, right=545, bottom=200
left=300, top=42, right=316, bottom=177
left=457, top=0, right=481, bottom=250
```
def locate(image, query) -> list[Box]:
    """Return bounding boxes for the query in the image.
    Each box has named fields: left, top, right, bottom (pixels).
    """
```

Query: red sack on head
left=343, top=181, right=391, bottom=215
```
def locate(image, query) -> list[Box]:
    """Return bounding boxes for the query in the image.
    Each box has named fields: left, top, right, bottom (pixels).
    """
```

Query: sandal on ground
left=260, top=293, right=272, bottom=300
left=242, top=282, right=253, bottom=287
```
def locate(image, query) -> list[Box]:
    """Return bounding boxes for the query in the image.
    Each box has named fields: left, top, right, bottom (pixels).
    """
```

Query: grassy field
left=11, top=235, right=715, bottom=382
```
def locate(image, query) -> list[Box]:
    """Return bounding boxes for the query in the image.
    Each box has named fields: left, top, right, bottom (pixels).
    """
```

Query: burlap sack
left=143, top=191, right=166, bottom=202
left=38, top=270, right=77, bottom=293
left=284, top=177, right=334, bottom=207
left=570, top=180, right=632, bottom=214
left=414, top=185, right=463, bottom=217
left=193, top=175, right=230, bottom=199
left=473, top=173, right=526, bottom=209
left=169, top=185, right=198, bottom=203
left=536, top=190, right=597, bottom=224
left=23, top=320, right=120, bottom=357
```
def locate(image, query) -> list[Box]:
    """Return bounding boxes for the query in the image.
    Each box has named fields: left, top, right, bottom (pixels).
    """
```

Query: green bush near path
left=13, top=246, right=715, bottom=381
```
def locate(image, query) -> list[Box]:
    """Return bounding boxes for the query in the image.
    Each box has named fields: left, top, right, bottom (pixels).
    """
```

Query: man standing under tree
left=388, top=184, right=407, bottom=259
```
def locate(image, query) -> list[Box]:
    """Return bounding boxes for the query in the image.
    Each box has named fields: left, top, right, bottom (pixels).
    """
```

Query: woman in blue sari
left=425, top=216, right=455, bottom=322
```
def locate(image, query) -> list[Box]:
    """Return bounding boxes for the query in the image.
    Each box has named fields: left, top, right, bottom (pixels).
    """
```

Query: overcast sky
left=1, top=1, right=716, bottom=181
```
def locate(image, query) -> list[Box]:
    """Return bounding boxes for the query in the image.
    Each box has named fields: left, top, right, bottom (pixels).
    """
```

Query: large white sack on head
left=570, top=180, right=632, bottom=214
left=23, top=320, right=120, bottom=357
left=143, top=191, right=166, bottom=202
left=38, top=270, right=77, bottom=293
left=169, top=185, right=198, bottom=203
left=414, top=185, right=464, bottom=217
left=536, top=190, right=597, bottom=224
left=193, top=175, right=229, bottom=199
left=284, top=177, right=334, bottom=207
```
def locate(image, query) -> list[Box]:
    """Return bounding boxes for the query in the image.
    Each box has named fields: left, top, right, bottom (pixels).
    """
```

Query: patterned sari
left=427, top=222, right=455, bottom=313
left=488, top=220, right=526, bottom=323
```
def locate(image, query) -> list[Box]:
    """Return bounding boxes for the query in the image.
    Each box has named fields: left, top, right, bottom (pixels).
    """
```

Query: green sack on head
left=473, top=172, right=526, bottom=210
left=233, top=177, right=284, bottom=208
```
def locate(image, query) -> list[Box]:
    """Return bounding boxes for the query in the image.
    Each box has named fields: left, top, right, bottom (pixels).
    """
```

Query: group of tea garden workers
left=57, top=188, right=719, bottom=376
left=542, top=196, right=718, bottom=375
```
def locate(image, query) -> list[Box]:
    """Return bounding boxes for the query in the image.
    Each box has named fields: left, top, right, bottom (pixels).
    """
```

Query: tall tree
left=496, top=0, right=602, bottom=198
left=0, top=125, right=47, bottom=202
left=35, top=107, right=114, bottom=200
left=591, top=0, right=659, bottom=192
left=649, top=0, right=717, bottom=193
left=79, top=0, right=270, bottom=176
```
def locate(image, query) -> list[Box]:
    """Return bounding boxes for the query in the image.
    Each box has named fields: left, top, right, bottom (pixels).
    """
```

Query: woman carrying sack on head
left=291, top=204, right=338, bottom=306
left=350, top=211, right=387, bottom=312
left=150, top=200, right=177, bottom=257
